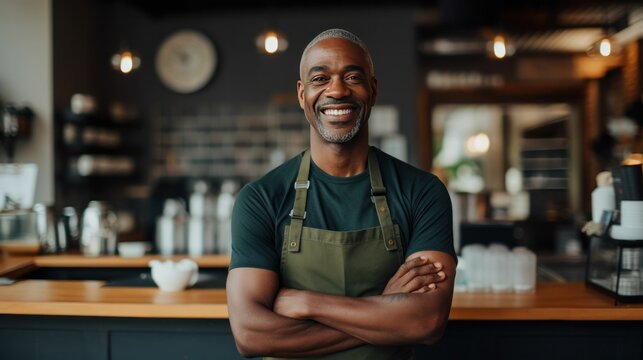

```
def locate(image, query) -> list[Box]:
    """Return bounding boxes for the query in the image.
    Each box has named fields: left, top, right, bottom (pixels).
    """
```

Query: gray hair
left=300, top=28, right=375, bottom=78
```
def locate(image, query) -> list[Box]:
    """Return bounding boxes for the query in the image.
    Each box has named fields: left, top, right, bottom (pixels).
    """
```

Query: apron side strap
left=287, top=219, right=303, bottom=252
left=372, top=195, right=398, bottom=251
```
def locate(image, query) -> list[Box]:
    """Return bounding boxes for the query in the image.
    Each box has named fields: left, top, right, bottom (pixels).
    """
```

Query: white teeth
left=324, top=108, right=352, bottom=116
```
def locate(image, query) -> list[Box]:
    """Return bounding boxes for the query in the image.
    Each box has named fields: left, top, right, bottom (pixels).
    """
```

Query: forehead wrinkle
left=300, top=44, right=371, bottom=80
left=306, top=64, right=365, bottom=79
left=299, top=28, right=375, bottom=79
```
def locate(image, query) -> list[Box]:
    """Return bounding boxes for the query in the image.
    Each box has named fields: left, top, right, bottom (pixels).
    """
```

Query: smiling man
left=226, top=29, right=456, bottom=359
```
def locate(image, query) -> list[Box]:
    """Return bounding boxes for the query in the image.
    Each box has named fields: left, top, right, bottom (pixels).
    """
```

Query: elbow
left=232, top=328, right=271, bottom=358
left=406, top=312, right=448, bottom=346
left=419, top=313, right=449, bottom=345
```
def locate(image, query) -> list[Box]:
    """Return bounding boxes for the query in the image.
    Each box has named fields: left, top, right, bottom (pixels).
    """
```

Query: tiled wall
left=150, top=104, right=309, bottom=181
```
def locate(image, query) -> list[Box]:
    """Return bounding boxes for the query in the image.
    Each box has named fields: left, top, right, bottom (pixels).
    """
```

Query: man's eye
left=311, top=76, right=328, bottom=83
left=346, top=75, right=363, bottom=82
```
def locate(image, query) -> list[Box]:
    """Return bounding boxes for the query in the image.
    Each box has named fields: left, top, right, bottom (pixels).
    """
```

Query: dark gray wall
left=97, top=3, right=419, bottom=164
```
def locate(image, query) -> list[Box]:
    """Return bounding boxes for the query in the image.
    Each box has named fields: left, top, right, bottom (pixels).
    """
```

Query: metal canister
left=57, top=206, right=80, bottom=251
left=81, top=201, right=118, bottom=256
left=33, top=203, right=58, bottom=253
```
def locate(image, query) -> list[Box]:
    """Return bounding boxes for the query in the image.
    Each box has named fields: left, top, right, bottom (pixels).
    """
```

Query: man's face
left=297, top=38, right=377, bottom=144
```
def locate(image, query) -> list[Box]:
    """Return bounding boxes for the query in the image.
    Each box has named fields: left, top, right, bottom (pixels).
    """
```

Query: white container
left=591, top=185, right=615, bottom=223
left=462, top=244, right=488, bottom=291
left=490, top=248, right=512, bottom=292
left=188, top=217, right=216, bottom=257
left=81, top=201, right=118, bottom=256
left=156, top=199, right=187, bottom=256
left=118, top=241, right=150, bottom=258
left=620, top=201, right=643, bottom=228
left=512, top=247, right=537, bottom=292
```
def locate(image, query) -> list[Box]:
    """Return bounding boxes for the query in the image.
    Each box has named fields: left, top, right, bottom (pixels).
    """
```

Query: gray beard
left=315, top=117, right=362, bottom=144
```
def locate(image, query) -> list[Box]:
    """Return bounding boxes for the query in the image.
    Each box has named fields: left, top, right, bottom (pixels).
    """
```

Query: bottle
left=156, top=199, right=187, bottom=256
left=216, top=180, right=239, bottom=255
left=591, top=171, right=615, bottom=223
left=80, top=201, right=118, bottom=256
left=188, top=181, right=216, bottom=257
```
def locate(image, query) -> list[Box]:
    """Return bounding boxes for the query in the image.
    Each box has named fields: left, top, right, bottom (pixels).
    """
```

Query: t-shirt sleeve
left=229, top=184, right=280, bottom=272
left=406, top=176, right=457, bottom=261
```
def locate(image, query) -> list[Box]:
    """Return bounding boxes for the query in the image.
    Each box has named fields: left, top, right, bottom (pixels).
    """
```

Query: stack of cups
left=611, top=201, right=643, bottom=240
left=512, top=247, right=537, bottom=292
left=461, top=243, right=537, bottom=292
left=489, top=244, right=512, bottom=292
left=462, top=244, right=488, bottom=291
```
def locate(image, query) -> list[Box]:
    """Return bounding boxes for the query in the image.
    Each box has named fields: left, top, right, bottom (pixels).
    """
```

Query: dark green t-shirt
left=230, top=147, right=455, bottom=271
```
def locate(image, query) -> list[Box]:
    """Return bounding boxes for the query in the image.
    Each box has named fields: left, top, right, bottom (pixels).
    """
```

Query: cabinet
left=54, top=110, right=146, bottom=228
left=520, top=119, right=569, bottom=191
left=55, top=110, right=142, bottom=180
left=519, top=118, right=572, bottom=222
left=586, top=235, right=643, bottom=303
left=520, top=137, right=568, bottom=190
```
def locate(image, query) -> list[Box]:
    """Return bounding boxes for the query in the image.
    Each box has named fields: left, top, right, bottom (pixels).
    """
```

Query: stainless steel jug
left=81, top=201, right=118, bottom=256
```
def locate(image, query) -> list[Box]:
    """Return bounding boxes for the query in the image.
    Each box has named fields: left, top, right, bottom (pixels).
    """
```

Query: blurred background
left=1, top=0, right=642, bottom=256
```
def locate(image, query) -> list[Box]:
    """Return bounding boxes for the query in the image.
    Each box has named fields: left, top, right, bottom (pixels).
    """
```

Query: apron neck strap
left=287, top=147, right=398, bottom=252
left=368, top=149, right=398, bottom=251
left=287, top=149, right=311, bottom=252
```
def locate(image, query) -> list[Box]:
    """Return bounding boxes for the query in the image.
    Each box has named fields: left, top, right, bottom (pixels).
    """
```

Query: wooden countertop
left=6, top=254, right=231, bottom=269
left=1, top=255, right=642, bottom=321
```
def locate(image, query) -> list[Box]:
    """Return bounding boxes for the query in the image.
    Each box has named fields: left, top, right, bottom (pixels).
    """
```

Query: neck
left=309, top=131, right=369, bottom=177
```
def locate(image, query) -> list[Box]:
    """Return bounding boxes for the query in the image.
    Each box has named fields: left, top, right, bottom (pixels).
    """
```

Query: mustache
left=316, top=99, right=359, bottom=109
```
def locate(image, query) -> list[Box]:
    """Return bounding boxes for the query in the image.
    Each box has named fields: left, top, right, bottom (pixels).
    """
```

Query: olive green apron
left=267, top=149, right=413, bottom=360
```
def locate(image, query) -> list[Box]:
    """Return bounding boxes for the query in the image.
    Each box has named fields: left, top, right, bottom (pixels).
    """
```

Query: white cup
left=118, top=241, right=149, bottom=258
left=149, top=259, right=199, bottom=292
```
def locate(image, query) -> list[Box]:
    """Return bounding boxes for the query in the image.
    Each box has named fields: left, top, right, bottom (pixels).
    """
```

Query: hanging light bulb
left=493, top=35, right=507, bottom=58
left=598, top=37, right=612, bottom=57
left=256, top=30, right=288, bottom=55
left=487, top=34, right=515, bottom=59
left=587, top=35, right=620, bottom=57
left=111, top=49, right=141, bottom=74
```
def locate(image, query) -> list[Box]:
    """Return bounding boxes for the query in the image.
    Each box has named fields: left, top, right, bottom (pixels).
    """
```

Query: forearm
left=229, top=299, right=364, bottom=357
left=302, top=291, right=451, bottom=346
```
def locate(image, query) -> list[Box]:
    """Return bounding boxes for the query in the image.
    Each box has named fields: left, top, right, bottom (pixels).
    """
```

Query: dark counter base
left=422, top=320, right=643, bottom=360
left=1, top=316, right=642, bottom=360
left=0, top=315, right=246, bottom=360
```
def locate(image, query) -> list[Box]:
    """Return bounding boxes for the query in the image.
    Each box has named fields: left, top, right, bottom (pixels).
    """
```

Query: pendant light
left=487, top=34, right=515, bottom=59
left=255, top=30, right=288, bottom=55
left=486, top=1, right=514, bottom=60
left=586, top=7, right=621, bottom=58
left=587, top=32, right=620, bottom=57
left=111, top=48, right=141, bottom=74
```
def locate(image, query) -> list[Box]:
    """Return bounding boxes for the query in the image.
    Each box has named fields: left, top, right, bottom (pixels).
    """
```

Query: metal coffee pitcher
left=81, top=201, right=118, bottom=256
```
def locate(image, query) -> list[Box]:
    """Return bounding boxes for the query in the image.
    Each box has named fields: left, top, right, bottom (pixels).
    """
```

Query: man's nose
left=325, top=77, right=350, bottom=98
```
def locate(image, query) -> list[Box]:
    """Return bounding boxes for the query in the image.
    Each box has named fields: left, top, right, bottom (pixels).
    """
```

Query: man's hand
left=382, top=256, right=445, bottom=295
left=273, top=288, right=309, bottom=319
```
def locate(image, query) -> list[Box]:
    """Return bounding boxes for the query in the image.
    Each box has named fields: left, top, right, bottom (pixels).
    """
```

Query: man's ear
left=297, top=81, right=305, bottom=110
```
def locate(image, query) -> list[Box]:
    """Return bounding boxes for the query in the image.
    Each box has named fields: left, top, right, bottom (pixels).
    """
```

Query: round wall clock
left=155, top=30, right=217, bottom=93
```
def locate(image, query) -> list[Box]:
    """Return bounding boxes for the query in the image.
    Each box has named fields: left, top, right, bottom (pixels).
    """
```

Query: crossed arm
left=226, top=251, right=455, bottom=358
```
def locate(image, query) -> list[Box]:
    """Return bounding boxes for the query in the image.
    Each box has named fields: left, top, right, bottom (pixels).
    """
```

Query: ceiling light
left=256, top=30, right=288, bottom=55
left=487, top=34, right=515, bottom=59
left=111, top=49, right=141, bottom=74
left=587, top=35, right=620, bottom=57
